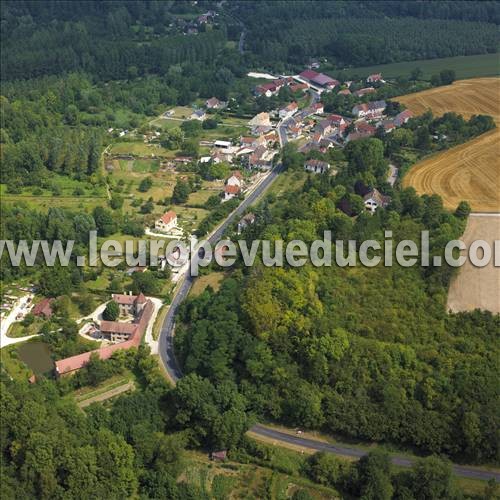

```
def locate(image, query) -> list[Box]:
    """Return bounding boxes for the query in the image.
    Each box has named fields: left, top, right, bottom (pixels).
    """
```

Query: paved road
left=158, top=164, right=283, bottom=382
left=251, top=425, right=500, bottom=482
left=156, top=164, right=500, bottom=483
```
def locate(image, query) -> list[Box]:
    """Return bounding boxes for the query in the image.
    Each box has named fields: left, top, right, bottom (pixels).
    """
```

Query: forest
left=229, top=1, right=499, bottom=69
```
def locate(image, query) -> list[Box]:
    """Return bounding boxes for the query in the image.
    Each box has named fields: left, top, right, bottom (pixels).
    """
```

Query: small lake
left=18, top=341, right=54, bottom=376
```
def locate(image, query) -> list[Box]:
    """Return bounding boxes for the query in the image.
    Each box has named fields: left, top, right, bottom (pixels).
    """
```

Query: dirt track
left=399, top=78, right=500, bottom=212
left=447, top=215, right=500, bottom=314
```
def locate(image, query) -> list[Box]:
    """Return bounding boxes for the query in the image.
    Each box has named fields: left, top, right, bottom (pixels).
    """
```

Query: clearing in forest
left=399, top=78, right=500, bottom=212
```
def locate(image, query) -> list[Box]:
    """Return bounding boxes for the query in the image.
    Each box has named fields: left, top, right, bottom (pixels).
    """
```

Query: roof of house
left=364, top=188, right=391, bottom=206
left=299, top=69, right=320, bottom=81
left=338, top=89, right=351, bottom=95
left=206, top=97, right=220, bottom=107
left=211, top=450, right=228, bottom=460
left=100, top=321, right=137, bottom=335
left=395, top=109, right=413, bottom=124
left=224, top=184, right=240, bottom=195
left=159, top=210, right=177, bottom=225
left=32, top=298, right=54, bottom=317
left=312, top=102, right=324, bottom=110
left=328, top=114, right=344, bottom=124
left=136, top=292, right=147, bottom=304
left=312, top=73, right=337, bottom=86
left=290, top=83, right=308, bottom=92
left=283, top=102, right=298, bottom=111
left=231, top=170, right=243, bottom=179
left=305, top=159, right=330, bottom=169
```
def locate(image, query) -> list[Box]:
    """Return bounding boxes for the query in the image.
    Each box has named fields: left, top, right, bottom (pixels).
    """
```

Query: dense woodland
left=229, top=1, right=499, bottom=69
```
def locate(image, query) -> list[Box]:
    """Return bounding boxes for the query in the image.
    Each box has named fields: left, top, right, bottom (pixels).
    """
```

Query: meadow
left=334, top=52, right=500, bottom=80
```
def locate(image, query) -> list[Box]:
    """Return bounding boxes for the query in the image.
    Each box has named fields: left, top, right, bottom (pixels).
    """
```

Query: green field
left=334, top=52, right=500, bottom=80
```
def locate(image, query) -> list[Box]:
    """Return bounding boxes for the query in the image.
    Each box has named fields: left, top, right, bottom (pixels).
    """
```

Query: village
left=1, top=65, right=412, bottom=380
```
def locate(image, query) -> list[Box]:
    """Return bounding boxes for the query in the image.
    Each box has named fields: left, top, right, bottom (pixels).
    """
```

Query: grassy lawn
left=265, top=170, right=307, bottom=200
left=109, top=141, right=174, bottom=157
left=333, top=52, right=500, bottom=80
left=7, top=318, right=43, bottom=338
left=132, top=159, right=160, bottom=173
left=189, top=272, right=226, bottom=297
left=0, top=175, right=107, bottom=212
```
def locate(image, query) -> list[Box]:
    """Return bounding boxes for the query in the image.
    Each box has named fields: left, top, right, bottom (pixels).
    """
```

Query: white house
left=279, top=102, right=298, bottom=120
left=190, top=109, right=206, bottom=121
left=226, top=171, right=243, bottom=188
left=352, top=100, right=386, bottom=118
left=155, top=210, right=178, bottom=232
left=305, top=159, right=330, bottom=174
left=223, top=184, right=240, bottom=201
left=363, top=189, right=391, bottom=213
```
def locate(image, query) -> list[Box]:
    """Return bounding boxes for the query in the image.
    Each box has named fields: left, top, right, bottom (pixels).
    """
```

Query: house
left=223, top=184, right=240, bottom=201
left=316, top=119, right=334, bottom=137
left=311, top=102, right=324, bottom=114
left=288, top=124, right=302, bottom=139
left=364, top=188, right=391, bottom=213
left=337, top=88, right=351, bottom=96
left=379, top=120, right=396, bottom=133
left=356, top=120, right=377, bottom=135
left=248, top=146, right=275, bottom=170
left=190, top=109, right=206, bottom=121
left=227, top=171, right=243, bottom=188
left=206, top=97, right=224, bottom=109
left=255, top=82, right=278, bottom=97
left=354, top=87, right=376, bottom=98
left=32, top=298, right=54, bottom=319
left=100, top=321, right=137, bottom=343
left=367, top=73, right=384, bottom=84
left=328, top=114, right=346, bottom=127
left=55, top=299, right=154, bottom=375
left=394, top=109, right=413, bottom=127
left=305, top=159, right=330, bottom=174
left=290, top=82, right=309, bottom=93
left=155, top=210, right=177, bottom=233
left=352, top=100, right=386, bottom=118
left=112, top=292, right=148, bottom=317
left=279, top=102, right=298, bottom=120
left=237, top=213, right=256, bottom=234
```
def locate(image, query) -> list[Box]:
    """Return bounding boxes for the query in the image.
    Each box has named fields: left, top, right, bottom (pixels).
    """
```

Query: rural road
left=251, top=425, right=500, bottom=483
left=158, top=164, right=283, bottom=382
left=156, top=164, right=500, bottom=483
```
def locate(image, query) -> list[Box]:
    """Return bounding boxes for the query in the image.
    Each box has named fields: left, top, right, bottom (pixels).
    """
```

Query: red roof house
left=32, top=298, right=54, bottom=318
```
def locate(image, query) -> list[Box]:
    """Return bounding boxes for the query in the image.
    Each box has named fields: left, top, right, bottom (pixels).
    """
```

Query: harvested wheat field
left=446, top=214, right=500, bottom=314
left=399, top=78, right=500, bottom=212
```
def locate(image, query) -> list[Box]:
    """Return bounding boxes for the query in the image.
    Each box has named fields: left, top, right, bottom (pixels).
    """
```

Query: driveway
left=0, top=294, right=38, bottom=348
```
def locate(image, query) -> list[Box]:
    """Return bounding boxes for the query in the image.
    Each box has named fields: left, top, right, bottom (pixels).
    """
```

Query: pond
left=17, top=341, right=54, bottom=377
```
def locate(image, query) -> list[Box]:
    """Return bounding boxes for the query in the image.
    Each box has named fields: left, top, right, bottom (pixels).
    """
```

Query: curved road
left=159, top=164, right=283, bottom=382
left=157, top=166, right=500, bottom=484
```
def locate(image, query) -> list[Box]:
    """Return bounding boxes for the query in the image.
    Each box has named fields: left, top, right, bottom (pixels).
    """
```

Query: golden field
left=398, top=78, right=500, bottom=212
